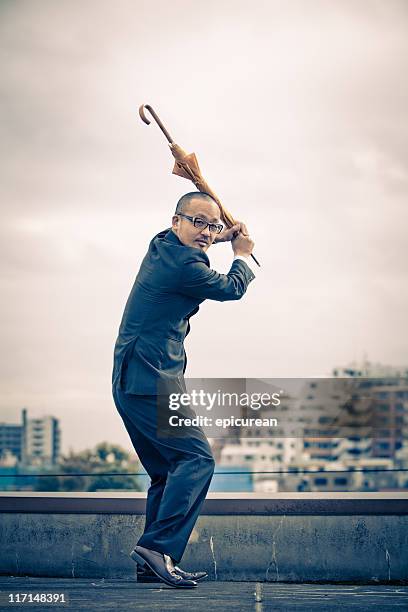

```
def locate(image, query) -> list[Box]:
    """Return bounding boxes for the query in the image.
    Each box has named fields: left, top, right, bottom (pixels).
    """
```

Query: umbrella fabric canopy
left=169, top=143, right=236, bottom=230
left=139, top=104, right=260, bottom=266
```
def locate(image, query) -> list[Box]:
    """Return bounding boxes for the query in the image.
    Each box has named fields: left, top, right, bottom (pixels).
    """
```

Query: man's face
left=172, top=198, right=222, bottom=252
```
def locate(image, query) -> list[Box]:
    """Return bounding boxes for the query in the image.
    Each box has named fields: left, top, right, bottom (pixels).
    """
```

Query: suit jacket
left=112, top=228, right=255, bottom=395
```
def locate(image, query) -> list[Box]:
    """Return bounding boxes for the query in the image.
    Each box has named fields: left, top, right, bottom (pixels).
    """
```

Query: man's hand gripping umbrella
left=138, top=103, right=260, bottom=267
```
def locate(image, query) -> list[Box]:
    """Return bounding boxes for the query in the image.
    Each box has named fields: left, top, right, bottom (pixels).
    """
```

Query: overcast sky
left=0, top=0, right=407, bottom=453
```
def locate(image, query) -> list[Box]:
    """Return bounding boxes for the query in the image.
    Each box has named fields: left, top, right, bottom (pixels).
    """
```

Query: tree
left=34, top=442, right=142, bottom=492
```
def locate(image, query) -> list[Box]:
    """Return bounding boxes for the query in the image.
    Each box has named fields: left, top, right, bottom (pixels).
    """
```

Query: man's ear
left=172, top=215, right=180, bottom=232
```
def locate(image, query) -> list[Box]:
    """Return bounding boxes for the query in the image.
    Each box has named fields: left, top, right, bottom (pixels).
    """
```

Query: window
left=334, top=478, right=347, bottom=486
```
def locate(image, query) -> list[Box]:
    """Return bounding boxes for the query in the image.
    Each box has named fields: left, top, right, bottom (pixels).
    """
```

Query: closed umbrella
left=139, top=104, right=260, bottom=267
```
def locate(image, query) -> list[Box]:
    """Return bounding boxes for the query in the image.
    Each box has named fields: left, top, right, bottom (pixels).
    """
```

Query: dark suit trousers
left=112, top=385, right=215, bottom=563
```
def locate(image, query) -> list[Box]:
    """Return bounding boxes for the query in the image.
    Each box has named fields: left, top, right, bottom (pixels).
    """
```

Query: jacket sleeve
left=178, top=253, right=255, bottom=302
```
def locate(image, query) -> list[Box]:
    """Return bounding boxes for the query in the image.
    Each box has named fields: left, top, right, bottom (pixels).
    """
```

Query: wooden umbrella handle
left=139, top=104, right=174, bottom=144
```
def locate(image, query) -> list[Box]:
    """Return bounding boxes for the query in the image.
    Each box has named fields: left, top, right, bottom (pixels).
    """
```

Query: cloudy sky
left=0, top=0, right=407, bottom=453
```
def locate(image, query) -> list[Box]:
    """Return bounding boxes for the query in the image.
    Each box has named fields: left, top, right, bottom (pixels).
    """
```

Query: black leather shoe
left=137, top=562, right=208, bottom=583
left=130, top=546, right=198, bottom=589
left=174, top=565, right=208, bottom=581
left=136, top=564, right=158, bottom=583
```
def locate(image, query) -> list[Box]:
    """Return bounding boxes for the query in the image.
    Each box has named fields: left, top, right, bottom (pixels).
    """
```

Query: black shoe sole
left=136, top=572, right=160, bottom=583
left=130, top=550, right=197, bottom=589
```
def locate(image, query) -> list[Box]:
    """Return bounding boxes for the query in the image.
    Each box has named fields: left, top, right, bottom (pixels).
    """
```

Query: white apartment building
left=22, top=409, right=61, bottom=465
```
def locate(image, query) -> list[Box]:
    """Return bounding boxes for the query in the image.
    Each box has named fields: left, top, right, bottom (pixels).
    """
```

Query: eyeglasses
left=178, top=213, right=224, bottom=234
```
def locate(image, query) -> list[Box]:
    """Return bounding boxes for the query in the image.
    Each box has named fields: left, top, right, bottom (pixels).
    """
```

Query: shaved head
left=175, top=191, right=219, bottom=215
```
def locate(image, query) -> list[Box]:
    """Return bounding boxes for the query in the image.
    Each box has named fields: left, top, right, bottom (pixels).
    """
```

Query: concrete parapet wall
left=1, top=494, right=407, bottom=582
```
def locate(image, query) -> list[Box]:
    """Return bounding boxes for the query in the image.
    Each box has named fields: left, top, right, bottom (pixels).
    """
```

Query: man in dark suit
left=112, top=191, right=255, bottom=588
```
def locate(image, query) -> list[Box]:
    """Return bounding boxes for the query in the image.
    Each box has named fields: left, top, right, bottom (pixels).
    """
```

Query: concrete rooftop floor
left=0, top=578, right=408, bottom=611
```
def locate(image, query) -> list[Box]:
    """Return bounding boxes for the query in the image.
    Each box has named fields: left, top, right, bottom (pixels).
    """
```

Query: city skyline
left=1, top=362, right=406, bottom=455
left=1, top=371, right=407, bottom=496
